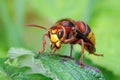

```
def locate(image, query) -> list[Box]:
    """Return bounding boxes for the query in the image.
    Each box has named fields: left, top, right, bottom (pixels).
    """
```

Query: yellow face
left=49, top=29, right=62, bottom=49
left=50, top=34, right=59, bottom=43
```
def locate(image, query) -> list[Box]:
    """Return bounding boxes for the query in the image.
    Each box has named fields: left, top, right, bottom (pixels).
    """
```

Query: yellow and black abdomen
left=86, top=29, right=95, bottom=45
left=76, top=21, right=96, bottom=53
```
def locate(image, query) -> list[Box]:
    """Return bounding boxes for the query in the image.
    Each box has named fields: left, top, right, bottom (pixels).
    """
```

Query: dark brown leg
left=63, top=36, right=75, bottom=43
left=39, top=33, right=48, bottom=54
left=79, top=39, right=84, bottom=66
left=51, top=48, right=57, bottom=54
left=93, top=53, right=103, bottom=56
left=84, top=42, right=103, bottom=56
left=62, top=35, right=75, bottom=57
left=70, top=44, right=73, bottom=57
left=74, top=39, right=85, bottom=66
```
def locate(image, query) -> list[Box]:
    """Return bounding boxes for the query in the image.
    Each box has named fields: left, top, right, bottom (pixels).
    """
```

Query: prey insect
left=25, top=19, right=103, bottom=66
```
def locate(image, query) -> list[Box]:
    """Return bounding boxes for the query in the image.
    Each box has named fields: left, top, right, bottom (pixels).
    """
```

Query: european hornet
left=25, top=19, right=103, bottom=66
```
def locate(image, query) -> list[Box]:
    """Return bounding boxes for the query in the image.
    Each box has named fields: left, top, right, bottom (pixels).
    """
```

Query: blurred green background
left=0, top=0, right=120, bottom=80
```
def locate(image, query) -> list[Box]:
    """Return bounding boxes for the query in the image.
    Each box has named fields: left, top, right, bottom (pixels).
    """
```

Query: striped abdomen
left=76, top=21, right=95, bottom=45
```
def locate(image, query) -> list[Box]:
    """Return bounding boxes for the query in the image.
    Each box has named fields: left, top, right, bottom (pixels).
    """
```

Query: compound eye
left=58, top=30, right=63, bottom=39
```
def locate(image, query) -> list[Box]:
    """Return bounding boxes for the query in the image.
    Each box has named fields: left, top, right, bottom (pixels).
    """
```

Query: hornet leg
left=50, top=48, right=57, bottom=54
left=84, top=42, right=103, bottom=56
left=93, top=53, right=103, bottom=56
left=39, top=33, right=48, bottom=54
left=79, top=39, right=85, bottom=66
left=76, top=39, right=85, bottom=66
left=70, top=44, right=73, bottom=57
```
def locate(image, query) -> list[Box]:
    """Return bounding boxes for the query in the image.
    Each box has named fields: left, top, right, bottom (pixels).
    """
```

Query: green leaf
left=5, top=48, right=105, bottom=80
left=0, top=70, right=10, bottom=80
